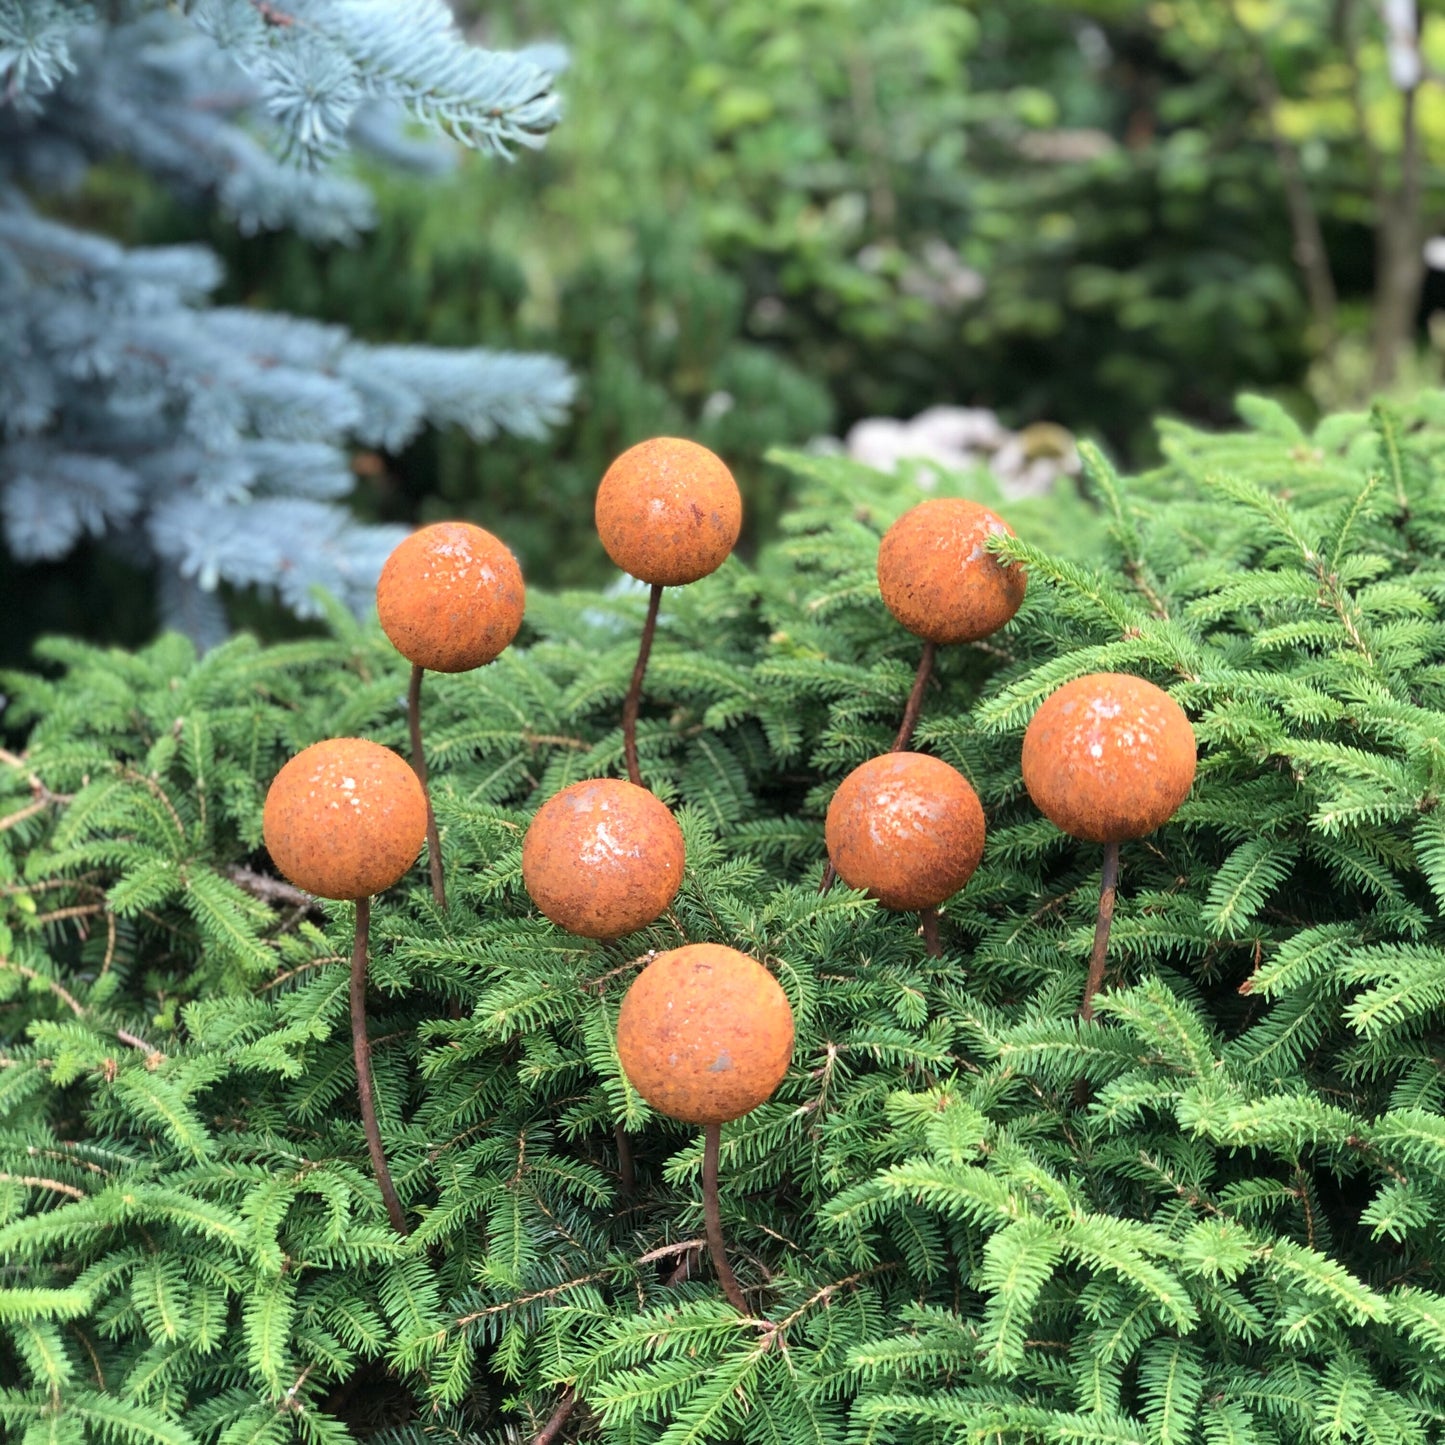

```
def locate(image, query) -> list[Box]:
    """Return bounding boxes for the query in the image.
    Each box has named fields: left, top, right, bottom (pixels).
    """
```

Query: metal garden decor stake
left=824, top=752, right=986, bottom=957
left=522, top=778, right=685, bottom=941
left=616, top=944, right=794, bottom=1315
left=522, top=777, right=687, bottom=1194
left=594, top=437, right=742, bottom=787
left=262, top=738, right=428, bottom=1235
left=876, top=497, right=1028, bottom=748
left=1021, top=672, right=1197, bottom=1020
left=821, top=498, right=1025, bottom=914
left=377, top=521, right=526, bottom=907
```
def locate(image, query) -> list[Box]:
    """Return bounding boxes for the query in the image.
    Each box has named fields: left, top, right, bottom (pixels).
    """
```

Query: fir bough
left=5, top=395, right=1445, bottom=1441
left=0, top=0, right=571, bottom=643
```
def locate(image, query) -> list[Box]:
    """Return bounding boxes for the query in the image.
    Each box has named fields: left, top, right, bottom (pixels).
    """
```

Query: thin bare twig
left=766, top=1263, right=896, bottom=1337
left=0, top=1172, right=84, bottom=1200
left=259, top=954, right=345, bottom=993
left=0, top=748, right=73, bottom=835
left=33, top=904, right=104, bottom=926
left=532, top=1388, right=579, bottom=1445
left=665, top=1245, right=705, bottom=1287
left=115, top=1030, right=165, bottom=1067
left=1, top=958, right=167, bottom=1062
left=0, top=958, right=84, bottom=1016
left=223, top=865, right=318, bottom=912
left=454, top=1271, right=613, bottom=1330
left=637, top=1238, right=706, bottom=1266
left=118, top=767, right=187, bottom=844
left=0, top=799, right=49, bottom=833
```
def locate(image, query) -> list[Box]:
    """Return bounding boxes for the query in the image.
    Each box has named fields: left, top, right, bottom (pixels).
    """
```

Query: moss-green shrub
left=4, top=395, right=1445, bottom=1442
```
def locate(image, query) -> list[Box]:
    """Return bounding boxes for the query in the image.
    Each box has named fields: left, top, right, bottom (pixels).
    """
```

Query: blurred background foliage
left=11, top=0, right=1445, bottom=654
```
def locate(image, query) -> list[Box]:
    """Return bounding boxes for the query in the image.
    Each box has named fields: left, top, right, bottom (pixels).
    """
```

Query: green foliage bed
left=5, top=395, right=1445, bottom=1443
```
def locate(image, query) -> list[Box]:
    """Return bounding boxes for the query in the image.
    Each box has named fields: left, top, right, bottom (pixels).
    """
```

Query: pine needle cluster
left=4, top=394, right=1445, bottom=1443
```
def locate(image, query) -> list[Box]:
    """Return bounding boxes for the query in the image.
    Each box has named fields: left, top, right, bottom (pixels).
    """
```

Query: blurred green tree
left=1150, top=0, right=1442, bottom=389
left=133, top=0, right=1445, bottom=599
left=488, top=0, right=1443, bottom=431
left=480, top=0, right=1364, bottom=446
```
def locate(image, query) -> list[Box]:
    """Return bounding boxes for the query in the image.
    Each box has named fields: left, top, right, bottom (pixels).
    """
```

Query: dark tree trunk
left=1372, top=77, right=1424, bottom=390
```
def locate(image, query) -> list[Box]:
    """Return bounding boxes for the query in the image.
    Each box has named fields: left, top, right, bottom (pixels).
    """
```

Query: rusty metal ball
left=825, top=752, right=986, bottom=910
left=522, top=778, right=686, bottom=940
left=377, top=521, right=525, bottom=673
left=877, top=498, right=1026, bottom=644
left=616, top=944, right=794, bottom=1125
left=595, top=437, right=742, bottom=586
left=263, top=738, right=427, bottom=900
left=1022, top=672, right=1197, bottom=844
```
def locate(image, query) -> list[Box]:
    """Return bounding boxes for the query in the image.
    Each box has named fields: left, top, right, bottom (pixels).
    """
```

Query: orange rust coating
left=522, top=778, right=685, bottom=940
left=595, top=437, right=742, bottom=586
left=617, top=944, right=794, bottom=1125
left=1022, top=672, right=1197, bottom=844
left=825, top=752, right=987, bottom=910
left=263, top=738, right=427, bottom=900
left=376, top=521, right=524, bottom=673
left=877, top=498, right=1026, bottom=644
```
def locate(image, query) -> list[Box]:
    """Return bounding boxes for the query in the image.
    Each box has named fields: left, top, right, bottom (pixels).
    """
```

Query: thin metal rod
left=1080, top=840, right=1120, bottom=1021
left=891, top=641, right=937, bottom=752
left=702, top=1123, right=747, bottom=1313
left=615, top=1121, right=635, bottom=1197
left=921, top=907, right=941, bottom=957
left=622, top=584, right=664, bottom=787
left=407, top=664, right=446, bottom=909
left=820, top=641, right=939, bottom=894
left=351, top=897, right=409, bottom=1235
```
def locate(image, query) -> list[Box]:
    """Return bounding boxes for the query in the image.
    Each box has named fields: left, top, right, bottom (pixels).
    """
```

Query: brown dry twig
left=0, top=1172, right=85, bottom=1200
left=0, top=747, right=73, bottom=830
left=532, top=1388, right=579, bottom=1445
left=223, top=865, right=318, bottom=912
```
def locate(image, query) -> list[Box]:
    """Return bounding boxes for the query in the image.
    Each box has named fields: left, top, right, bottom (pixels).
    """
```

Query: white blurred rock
left=909, top=405, right=1007, bottom=453
left=844, top=418, right=917, bottom=475
left=840, top=406, right=1078, bottom=500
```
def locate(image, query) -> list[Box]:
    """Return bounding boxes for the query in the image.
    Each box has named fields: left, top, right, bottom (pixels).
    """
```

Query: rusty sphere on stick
left=617, top=944, right=794, bottom=1125
left=825, top=752, right=987, bottom=910
left=377, top=521, right=525, bottom=673
left=1022, top=672, right=1197, bottom=844
left=522, top=778, right=685, bottom=939
left=595, top=437, right=742, bottom=586
left=263, top=738, right=427, bottom=900
left=877, top=498, right=1026, bottom=645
